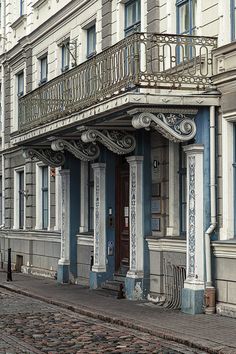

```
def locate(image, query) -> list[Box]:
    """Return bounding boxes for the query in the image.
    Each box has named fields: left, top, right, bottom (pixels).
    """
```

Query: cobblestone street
left=0, top=288, right=207, bottom=354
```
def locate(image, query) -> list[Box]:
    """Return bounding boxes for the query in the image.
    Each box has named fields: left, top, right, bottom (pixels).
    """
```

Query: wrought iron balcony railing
left=18, top=32, right=217, bottom=133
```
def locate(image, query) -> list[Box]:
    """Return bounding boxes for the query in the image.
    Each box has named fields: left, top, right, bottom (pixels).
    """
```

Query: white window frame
left=35, top=163, right=51, bottom=230
left=54, top=167, right=61, bottom=231
left=220, top=116, right=235, bottom=240
left=11, top=65, right=26, bottom=132
left=13, top=166, right=26, bottom=230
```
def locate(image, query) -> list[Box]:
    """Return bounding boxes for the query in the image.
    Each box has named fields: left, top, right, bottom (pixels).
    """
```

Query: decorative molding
left=146, top=238, right=186, bottom=253
left=188, top=156, right=196, bottom=278
left=130, top=164, right=137, bottom=271
left=11, top=15, right=27, bottom=30
left=77, top=234, right=94, bottom=247
left=51, top=139, right=100, bottom=161
left=81, top=129, right=136, bottom=155
left=212, top=241, right=236, bottom=258
left=132, top=112, right=197, bottom=142
left=22, top=147, right=65, bottom=167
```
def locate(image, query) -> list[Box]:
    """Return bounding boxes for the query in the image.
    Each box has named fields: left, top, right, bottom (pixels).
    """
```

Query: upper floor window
left=61, top=41, right=70, bottom=72
left=17, top=71, right=24, bottom=97
left=20, top=0, right=25, bottom=16
left=231, top=0, right=236, bottom=40
left=176, top=0, right=197, bottom=35
left=87, top=25, right=96, bottom=58
left=125, top=0, right=141, bottom=36
left=40, top=55, right=48, bottom=84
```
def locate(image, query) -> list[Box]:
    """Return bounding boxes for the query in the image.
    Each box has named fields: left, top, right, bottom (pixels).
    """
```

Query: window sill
left=212, top=240, right=236, bottom=259
left=32, top=0, right=48, bottom=9
left=11, top=15, right=27, bottom=30
left=146, top=236, right=186, bottom=253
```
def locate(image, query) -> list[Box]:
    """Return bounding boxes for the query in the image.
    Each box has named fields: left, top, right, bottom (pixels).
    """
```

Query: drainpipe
left=204, top=105, right=217, bottom=314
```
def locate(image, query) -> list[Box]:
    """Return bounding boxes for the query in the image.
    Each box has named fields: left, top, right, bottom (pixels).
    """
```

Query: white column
left=58, top=169, right=70, bottom=266
left=92, top=163, right=106, bottom=273
left=183, top=145, right=204, bottom=289
left=167, top=141, right=180, bottom=236
left=54, top=167, right=62, bottom=231
left=79, top=161, right=89, bottom=233
left=126, top=156, right=144, bottom=278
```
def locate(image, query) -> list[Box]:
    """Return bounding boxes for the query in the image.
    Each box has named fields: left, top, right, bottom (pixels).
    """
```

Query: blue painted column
left=57, top=169, right=70, bottom=283
left=181, top=144, right=205, bottom=314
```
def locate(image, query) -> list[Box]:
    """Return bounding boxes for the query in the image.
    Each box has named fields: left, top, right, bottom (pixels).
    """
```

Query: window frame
left=0, top=176, right=2, bottom=226
left=124, top=0, right=141, bottom=37
left=87, top=24, right=96, bottom=58
left=17, top=71, right=24, bottom=97
left=231, top=0, right=236, bottom=41
left=176, top=0, right=196, bottom=35
left=13, top=167, right=26, bottom=230
left=20, top=0, right=25, bottom=16
left=39, top=55, right=48, bottom=85
left=179, top=145, right=187, bottom=236
left=61, top=41, right=70, bottom=72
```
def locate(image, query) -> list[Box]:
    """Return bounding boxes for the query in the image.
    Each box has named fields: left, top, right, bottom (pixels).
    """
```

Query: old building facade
left=0, top=0, right=235, bottom=316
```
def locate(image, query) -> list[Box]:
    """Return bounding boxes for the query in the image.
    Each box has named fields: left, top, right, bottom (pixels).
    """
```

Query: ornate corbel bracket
left=22, top=147, right=65, bottom=167
left=51, top=139, right=100, bottom=161
left=132, top=112, right=197, bottom=142
left=80, top=129, right=136, bottom=155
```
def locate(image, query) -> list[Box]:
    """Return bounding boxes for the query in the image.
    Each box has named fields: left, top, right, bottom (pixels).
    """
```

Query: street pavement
left=0, top=287, right=205, bottom=354
left=0, top=271, right=235, bottom=354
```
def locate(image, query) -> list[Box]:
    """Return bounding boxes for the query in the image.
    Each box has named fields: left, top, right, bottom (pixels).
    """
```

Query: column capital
left=183, top=144, right=204, bottom=154
left=91, top=162, right=106, bottom=169
left=126, top=155, right=144, bottom=164
left=59, top=169, right=70, bottom=176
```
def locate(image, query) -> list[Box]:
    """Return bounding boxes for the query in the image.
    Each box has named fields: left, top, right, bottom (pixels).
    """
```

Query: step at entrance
left=101, top=275, right=126, bottom=298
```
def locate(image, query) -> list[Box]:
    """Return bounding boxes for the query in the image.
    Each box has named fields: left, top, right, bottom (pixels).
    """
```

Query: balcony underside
left=12, top=91, right=220, bottom=147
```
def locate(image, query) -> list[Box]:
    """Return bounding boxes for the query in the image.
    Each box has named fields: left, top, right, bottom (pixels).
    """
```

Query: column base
left=125, top=276, right=144, bottom=300
left=90, top=271, right=109, bottom=289
left=57, top=261, right=70, bottom=284
left=181, top=287, right=204, bottom=314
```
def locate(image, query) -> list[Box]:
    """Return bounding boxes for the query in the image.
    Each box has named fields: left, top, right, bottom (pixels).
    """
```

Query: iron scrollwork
left=51, top=139, right=100, bottom=161
left=132, top=112, right=196, bottom=142
left=22, top=147, right=65, bottom=167
left=81, top=129, right=136, bottom=155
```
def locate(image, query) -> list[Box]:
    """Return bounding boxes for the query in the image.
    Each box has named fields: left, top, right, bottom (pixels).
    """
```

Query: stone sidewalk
left=0, top=271, right=235, bottom=354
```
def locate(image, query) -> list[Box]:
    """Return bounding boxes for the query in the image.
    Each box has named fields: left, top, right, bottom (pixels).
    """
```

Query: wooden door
left=115, top=158, right=130, bottom=274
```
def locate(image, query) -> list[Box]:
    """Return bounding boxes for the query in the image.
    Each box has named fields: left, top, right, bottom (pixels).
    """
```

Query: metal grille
left=161, top=259, right=186, bottom=310
left=18, top=32, right=217, bottom=133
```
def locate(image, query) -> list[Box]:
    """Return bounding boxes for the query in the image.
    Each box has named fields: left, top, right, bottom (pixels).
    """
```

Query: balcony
left=18, top=32, right=217, bottom=133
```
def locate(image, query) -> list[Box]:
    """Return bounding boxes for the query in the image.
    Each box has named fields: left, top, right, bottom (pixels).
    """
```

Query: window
left=18, top=171, right=24, bottom=229
left=231, top=0, right=236, bottom=41
left=176, top=0, right=196, bottom=35
left=125, top=0, right=141, bottom=36
left=87, top=25, right=96, bottom=58
left=17, top=72, right=24, bottom=97
left=179, top=146, right=187, bottom=235
left=61, top=42, right=70, bottom=72
left=40, top=55, right=48, bottom=84
left=42, top=166, right=49, bottom=229
left=20, top=0, right=25, bottom=16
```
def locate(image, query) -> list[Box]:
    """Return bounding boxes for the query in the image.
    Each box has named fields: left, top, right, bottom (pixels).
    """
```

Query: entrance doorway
left=115, top=157, right=130, bottom=274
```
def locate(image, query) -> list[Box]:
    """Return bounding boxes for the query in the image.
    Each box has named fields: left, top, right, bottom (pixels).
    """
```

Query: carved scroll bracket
left=80, top=129, right=136, bottom=155
left=22, top=147, right=65, bottom=167
left=51, top=139, right=100, bottom=161
left=132, top=112, right=197, bottom=142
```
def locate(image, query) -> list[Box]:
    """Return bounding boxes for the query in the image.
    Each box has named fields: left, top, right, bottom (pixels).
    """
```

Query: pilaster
left=182, top=144, right=205, bottom=314
left=125, top=156, right=144, bottom=300
left=90, top=163, right=106, bottom=288
left=57, top=169, right=70, bottom=283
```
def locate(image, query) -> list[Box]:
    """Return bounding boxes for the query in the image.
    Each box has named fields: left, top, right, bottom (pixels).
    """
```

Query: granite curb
left=0, top=282, right=234, bottom=354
